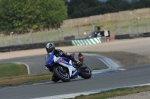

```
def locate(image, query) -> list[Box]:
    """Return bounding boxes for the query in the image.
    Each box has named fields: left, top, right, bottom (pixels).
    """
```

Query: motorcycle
left=45, top=52, right=92, bottom=82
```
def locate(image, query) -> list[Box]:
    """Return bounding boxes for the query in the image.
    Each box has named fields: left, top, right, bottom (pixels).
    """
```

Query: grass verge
left=0, top=63, right=52, bottom=88
left=0, top=73, right=52, bottom=88
left=70, top=86, right=150, bottom=99
left=0, top=63, right=28, bottom=77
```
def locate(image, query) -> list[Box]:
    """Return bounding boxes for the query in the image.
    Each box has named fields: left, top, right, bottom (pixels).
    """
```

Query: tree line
left=0, top=0, right=67, bottom=34
left=0, top=0, right=150, bottom=34
left=65, top=0, right=150, bottom=18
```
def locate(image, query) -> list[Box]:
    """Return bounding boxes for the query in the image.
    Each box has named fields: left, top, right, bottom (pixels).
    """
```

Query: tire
left=53, top=66, right=70, bottom=82
left=79, top=67, right=92, bottom=79
left=51, top=74, right=60, bottom=82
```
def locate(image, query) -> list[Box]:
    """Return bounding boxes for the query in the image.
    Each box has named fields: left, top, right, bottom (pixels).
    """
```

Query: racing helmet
left=46, top=43, right=55, bottom=53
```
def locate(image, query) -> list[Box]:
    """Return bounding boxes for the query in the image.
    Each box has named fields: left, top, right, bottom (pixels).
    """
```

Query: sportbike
left=45, top=52, right=92, bottom=82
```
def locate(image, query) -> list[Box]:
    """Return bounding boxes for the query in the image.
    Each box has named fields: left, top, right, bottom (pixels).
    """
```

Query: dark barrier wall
left=115, top=34, right=132, bottom=39
left=64, top=35, right=75, bottom=40
left=0, top=41, right=72, bottom=52
left=115, top=32, right=150, bottom=39
left=143, top=32, right=150, bottom=37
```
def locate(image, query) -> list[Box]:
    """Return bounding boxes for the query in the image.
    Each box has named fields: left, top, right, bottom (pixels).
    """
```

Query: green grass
left=0, top=63, right=52, bottom=87
left=70, top=86, right=150, bottom=99
left=0, top=73, right=52, bottom=87
left=0, top=63, right=28, bottom=78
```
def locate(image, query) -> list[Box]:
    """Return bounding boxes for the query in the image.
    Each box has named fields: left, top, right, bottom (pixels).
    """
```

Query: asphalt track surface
left=0, top=54, right=150, bottom=99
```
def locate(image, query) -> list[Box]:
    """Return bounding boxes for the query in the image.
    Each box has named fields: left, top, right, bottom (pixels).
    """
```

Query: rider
left=95, top=26, right=101, bottom=37
left=45, top=42, right=82, bottom=68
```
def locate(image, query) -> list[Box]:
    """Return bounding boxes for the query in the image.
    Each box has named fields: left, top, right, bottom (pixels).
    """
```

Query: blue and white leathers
left=45, top=51, right=78, bottom=78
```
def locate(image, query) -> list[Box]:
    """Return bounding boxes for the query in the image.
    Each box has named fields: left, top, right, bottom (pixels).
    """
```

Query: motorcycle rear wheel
left=53, top=66, right=70, bottom=82
left=51, top=74, right=60, bottom=82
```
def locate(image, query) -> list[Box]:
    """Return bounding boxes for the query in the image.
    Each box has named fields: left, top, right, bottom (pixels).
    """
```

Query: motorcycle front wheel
left=79, top=66, right=92, bottom=79
left=53, top=66, right=70, bottom=82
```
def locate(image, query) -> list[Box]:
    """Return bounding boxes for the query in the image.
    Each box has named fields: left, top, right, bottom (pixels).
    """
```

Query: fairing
left=45, top=52, right=54, bottom=68
left=45, top=51, right=79, bottom=78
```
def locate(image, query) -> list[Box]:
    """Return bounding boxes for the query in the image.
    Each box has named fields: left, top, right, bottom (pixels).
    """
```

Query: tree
left=66, top=0, right=132, bottom=18
left=126, top=0, right=150, bottom=9
left=67, top=0, right=104, bottom=18
left=38, top=0, right=67, bottom=29
left=0, top=0, right=67, bottom=34
left=105, top=0, right=130, bottom=11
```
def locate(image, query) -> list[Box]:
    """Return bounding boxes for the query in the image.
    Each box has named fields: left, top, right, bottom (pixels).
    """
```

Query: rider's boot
left=76, top=63, right=86, bottom=69
left=74, top=60, right=86, bottom=69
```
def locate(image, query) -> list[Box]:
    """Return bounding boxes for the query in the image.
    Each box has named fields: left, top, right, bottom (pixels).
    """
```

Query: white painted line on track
left=13, top=62, right=30, bottom=75
left=97, top=57, right=126, bottom=71
left=98, top=58, right=111, bottom=69
left=83, top=53, right=122, bottom=68
left=31, top=91, right=97, bottom=99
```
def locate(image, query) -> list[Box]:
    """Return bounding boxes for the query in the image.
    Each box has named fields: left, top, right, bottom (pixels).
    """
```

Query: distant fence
left=62, top=8, right=150, bottom=28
